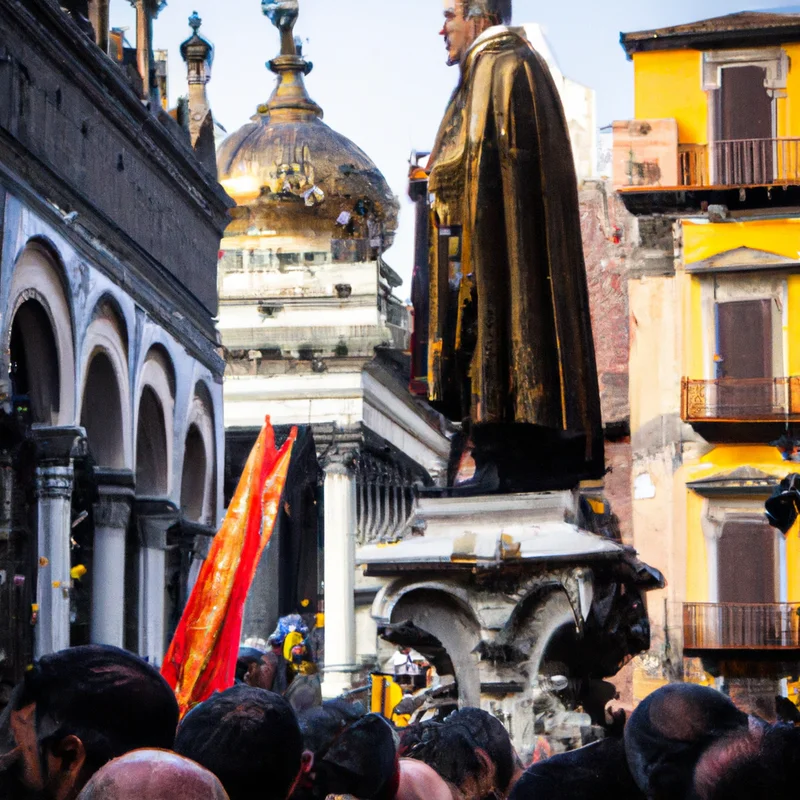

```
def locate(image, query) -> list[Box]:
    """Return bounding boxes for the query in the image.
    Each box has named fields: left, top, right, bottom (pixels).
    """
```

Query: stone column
left=91, top=470, right=134, bottom=648
left=35, top=465, right=74, bottom=656
left=135, top=500, right=179, bottom=665
left=88, top=0, right=110, bottom=52
left=30, top=427, right=86, bottom=657
left=322, top=458, right=358, bottom=698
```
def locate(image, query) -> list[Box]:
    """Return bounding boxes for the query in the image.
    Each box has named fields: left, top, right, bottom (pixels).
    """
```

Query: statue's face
left=440, top=0, right=470, bottom=66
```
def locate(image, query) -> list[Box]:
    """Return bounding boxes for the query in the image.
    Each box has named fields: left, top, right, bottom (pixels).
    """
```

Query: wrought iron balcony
left=684, top=602, right=800, bottom=651
left=681, top=377, right=800, bottom=423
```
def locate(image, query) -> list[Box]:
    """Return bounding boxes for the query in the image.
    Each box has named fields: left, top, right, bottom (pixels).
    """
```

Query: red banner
left=161, top=418, right=297, bottom=717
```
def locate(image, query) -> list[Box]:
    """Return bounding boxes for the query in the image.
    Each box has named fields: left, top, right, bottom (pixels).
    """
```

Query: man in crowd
left=0, top=645, right=179, bottom=800
left=175, top=685, right=307, bottom=800
left=77, top=749, right=229, bottom=800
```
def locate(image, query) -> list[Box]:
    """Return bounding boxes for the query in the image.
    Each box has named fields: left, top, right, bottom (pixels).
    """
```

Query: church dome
left=217, top=6, right=398, bottom=250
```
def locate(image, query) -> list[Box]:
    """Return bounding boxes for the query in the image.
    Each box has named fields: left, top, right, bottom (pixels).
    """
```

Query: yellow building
left=614, top=10, right=800, bottom=717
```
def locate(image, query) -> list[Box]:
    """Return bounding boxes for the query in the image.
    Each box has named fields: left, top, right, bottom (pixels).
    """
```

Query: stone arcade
left=0, top=0, right=231, bottom=680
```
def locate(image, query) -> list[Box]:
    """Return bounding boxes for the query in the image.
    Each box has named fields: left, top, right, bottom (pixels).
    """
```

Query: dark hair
left=624, top=684, right=749, bottom=800
left=298, top=699, right=365, bottom=759
left=405, top=721, right=484, bottom=788
left=445, top=708, right=515, bottom=792
left=15, top=644, right=178, bottom=771
left=466, top=0, right=512, bottom=24
left=175, top=685, right=303, bottom=800
left=317, top=714, right=398, bottom=800
left=696, top=723, right=800, bottom=800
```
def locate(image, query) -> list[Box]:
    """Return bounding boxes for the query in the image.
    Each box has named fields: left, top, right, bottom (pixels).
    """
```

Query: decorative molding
left=35, top=465, right=74, bottom=500
left=702, top=48, right=788, bottom=98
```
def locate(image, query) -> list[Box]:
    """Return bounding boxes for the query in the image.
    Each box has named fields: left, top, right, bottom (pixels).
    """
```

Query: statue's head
left=440, top=0, right=511, bottom=66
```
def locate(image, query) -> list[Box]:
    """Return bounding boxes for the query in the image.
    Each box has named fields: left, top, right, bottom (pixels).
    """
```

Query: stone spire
left=132, top=0, right=166, bottom=104
left=261, top=0, right=322, bottom=119
left=180, top=11, right=215, bottom=148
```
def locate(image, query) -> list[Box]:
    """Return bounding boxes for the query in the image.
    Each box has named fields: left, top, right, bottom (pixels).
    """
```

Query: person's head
left=76, top=749, right=229, bottom=800
left=298, top=699, right=365, bottom=762
left=311, top=713, right=399, bottom=800
left=175, top=685, right=305, bottom=800
left=0, top=644, right=179, bottom=800
left=404, top=721, right=494, bottom=800
left=440, top=0, right=512, bottom=66
left=444, top=709, right=515, bottom=796
left=624, top=684, right=750, bottom=800
left=693, top=722, right=800, bottom=800
left=397, top=758, right=453, bottom=800
left=236, top=648, right=266, bottom=684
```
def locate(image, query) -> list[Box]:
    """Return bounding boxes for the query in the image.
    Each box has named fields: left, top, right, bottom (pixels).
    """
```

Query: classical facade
left=0, top=0, right=231, bottom=681
left=612, top=10, right=800, bottom=714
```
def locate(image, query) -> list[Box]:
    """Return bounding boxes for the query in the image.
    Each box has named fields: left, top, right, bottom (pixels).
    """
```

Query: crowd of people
left=0, top=644, right=798, bottom=800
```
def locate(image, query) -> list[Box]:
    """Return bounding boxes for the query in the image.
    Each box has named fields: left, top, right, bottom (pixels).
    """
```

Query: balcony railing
left=612, top=119, right=800, bottom=189
left=684, top=603, right=800, bottom=650
left=715, top=138, right=800, bottom=186
left=681, top=377, right=800, bottom=423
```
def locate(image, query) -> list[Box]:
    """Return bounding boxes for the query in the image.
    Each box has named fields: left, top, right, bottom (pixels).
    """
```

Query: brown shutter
left=716, top=299, right=772, bottom=418
left=718, top=519, right=776, bottom=604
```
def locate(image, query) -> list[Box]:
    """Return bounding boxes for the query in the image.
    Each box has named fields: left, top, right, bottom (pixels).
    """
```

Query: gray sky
left=111, top=0, right=787, bottom=296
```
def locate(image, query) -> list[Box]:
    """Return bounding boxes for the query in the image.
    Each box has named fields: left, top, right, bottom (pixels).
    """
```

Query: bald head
left=77, top=749, right=229, bottom=800
left=397, top=758, right=455, bottom=800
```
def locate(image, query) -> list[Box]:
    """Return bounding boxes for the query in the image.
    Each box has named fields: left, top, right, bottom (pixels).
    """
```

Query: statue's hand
left=262, top=0, right=299, bottom=31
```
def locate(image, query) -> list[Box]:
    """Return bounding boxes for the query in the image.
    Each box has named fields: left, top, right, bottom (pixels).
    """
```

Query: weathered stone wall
left=0, top=0, right=231, bottom=323
left=580, top=180, right=636, bottom=427
left=580, top=180, right=636, bottom=548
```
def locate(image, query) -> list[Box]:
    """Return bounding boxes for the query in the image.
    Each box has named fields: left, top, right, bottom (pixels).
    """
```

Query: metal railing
left=684, top=603, right=800, bottom=650
left=715, top=137, right=800, bottom=186
left=681, top=376, right=800, bottom=422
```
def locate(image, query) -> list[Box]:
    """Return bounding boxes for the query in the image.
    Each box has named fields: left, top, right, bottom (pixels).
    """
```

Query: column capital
left=32, top=426, right=87, bottom=465
left=322, top=457, right=355, bottom=477
left=35, top=465, right=74, bottom=500
left=135, top=498, right=179, bottom=550
left=94, top=469, right=135, bottom=528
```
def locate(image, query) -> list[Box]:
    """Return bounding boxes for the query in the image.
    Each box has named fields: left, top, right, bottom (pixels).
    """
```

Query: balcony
left=681, top=377, right=800, bottom=423
left=683, top=603, right=800, bottom=652
left=612, top=119, right=800, bottom=190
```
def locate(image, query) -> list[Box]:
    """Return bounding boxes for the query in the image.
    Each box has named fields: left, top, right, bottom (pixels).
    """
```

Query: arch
left=136, top=346, right=176, bottom=497
left=5, top=240, right=75, bottom=424
left=80, top=295, right=132, bottom=468
left=88, top=293, right=129, bottom=355
left=389, top=588, right=482, bottom=707
left=136, top=387, right=168, bottom=496
left=9, top=299, right=60, bottom=424
left=180, top=381, right=216, bottom=524
left=81, top=351, right=125, bottom=468
left=180, top=424, right=207, bottom=521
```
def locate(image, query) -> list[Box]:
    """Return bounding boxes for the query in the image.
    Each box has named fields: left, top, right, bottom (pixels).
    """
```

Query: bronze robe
left=426, top=26, right=603, bottom=483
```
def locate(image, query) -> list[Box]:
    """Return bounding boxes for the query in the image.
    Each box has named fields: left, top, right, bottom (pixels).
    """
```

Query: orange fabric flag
left=161, top=418, right=297, bottom=717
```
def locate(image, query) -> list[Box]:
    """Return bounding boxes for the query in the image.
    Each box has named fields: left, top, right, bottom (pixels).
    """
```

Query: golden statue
left=416, top=0, right=604, bottom=492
